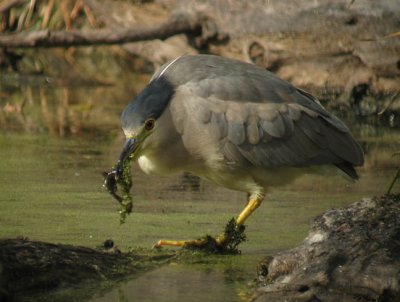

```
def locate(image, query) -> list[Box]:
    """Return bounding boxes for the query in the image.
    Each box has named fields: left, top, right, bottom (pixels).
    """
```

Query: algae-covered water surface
left=1, top=56, right=399, bottom=301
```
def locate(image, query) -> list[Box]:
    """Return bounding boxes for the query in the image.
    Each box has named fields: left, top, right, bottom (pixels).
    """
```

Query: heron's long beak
left=116, top=137, right=138, bottom=175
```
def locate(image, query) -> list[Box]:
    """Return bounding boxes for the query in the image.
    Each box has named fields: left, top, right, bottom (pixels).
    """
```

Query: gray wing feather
left=299, top=115, right=329, bottom=149
left=222, top=140, right=248, bottom=166
left=246, top=115, right=261, bottom=145
left=228, top=123, right=246, bottom=145
left=260, top=115, right=285, bottom=138
left=287, top=106, right=301, bottom=121
left=208, top=102, right=363, bottom=170
left=209, top=112, right=227, bottom=140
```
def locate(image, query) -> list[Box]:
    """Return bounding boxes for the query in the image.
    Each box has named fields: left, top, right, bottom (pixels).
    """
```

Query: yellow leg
left=153, top=193, right=265, bottom=248
left=153, top=239, right=204, bottom=248
left=236, top=193, right=265, bottom=226
left=215, top=193, right=265, bottom=245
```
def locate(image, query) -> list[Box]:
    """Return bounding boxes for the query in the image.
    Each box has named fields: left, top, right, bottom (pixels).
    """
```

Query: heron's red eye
left=145, top=119, right=155, bottom=131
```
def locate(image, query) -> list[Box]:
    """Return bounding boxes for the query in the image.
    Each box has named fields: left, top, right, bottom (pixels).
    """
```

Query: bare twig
left=0, top=17, right=202, bottom=47
left=384, top=31, right=400, bottom=39
left=16, top=3, right=27, bottom=31
left=83, top=4, right=97, bottom=28
left=41, top=0, right=55, bottom=29
left=60, top=0, right=71, bottom=30
left=70, top=0, right=82, bottom=20
left=377, top=91, right=400, bottom=115
left=387, top=152, right=400, bottom=195
left=24, top=0, right=36, bottom=27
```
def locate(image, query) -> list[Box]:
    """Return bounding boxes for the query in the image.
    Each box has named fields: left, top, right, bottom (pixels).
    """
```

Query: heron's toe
left=152, top=240, right=163, bottom=249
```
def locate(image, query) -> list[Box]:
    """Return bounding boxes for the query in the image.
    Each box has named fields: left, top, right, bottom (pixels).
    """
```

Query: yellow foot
left=153, top=219, right=246, bottom=253
left=153, top=193, right=262, bottom=252
left=153, top=239, right=205, bottom=249
left=152, top=236, right=232, bottom=253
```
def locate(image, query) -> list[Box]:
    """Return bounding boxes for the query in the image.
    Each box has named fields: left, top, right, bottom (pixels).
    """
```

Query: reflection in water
left=1, top=65, right=399, bottom=302
left=92, top=265, right=246, bottom=302
left=0, top=81, right=122, bottom=136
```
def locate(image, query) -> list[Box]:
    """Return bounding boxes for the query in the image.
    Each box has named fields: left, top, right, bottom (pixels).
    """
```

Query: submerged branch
left=0, top=18, right=202, bottom=48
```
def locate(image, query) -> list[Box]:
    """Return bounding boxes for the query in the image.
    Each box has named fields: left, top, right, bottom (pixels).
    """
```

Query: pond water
left=0, top=60, right=399, bottom=302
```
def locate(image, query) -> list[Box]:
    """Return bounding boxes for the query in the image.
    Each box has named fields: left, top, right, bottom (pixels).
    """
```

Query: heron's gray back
left=159, top=55, right=350, bottom=131
left=161, top=55, right=363, bottom=178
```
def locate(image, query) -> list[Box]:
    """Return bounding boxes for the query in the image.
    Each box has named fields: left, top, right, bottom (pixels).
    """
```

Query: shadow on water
left=1, top=50, right=399, bottom=301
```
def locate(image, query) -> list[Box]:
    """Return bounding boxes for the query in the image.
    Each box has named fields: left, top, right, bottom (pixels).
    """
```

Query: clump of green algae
left=223, top=218, right=247, bottom=253
left=185, top=218, right=246, bottom=254
left=103, top=157, right=133, bottom=224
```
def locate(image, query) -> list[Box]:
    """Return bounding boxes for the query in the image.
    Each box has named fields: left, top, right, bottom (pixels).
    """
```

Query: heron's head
left=117, top=76, right=174, bottom=172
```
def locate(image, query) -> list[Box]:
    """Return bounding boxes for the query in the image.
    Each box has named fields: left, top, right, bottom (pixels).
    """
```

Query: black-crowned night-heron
left=117, top=54, right=364, bottom=248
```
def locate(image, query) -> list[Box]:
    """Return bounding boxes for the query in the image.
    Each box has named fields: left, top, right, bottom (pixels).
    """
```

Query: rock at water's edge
left=254, top=195, right=400, bottom=302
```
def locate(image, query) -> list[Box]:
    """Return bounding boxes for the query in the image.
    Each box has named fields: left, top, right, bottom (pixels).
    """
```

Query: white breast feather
left=137, top=155, right=156, bottom=175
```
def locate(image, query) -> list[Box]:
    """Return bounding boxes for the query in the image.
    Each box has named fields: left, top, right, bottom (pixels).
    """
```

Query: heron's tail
left=334, top=162, right=359, bottom=180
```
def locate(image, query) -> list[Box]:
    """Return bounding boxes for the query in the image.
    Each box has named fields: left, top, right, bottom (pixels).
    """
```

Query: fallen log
left=0, top=17, right=201, bottom=48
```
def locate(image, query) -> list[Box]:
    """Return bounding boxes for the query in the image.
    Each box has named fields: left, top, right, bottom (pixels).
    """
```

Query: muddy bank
left=0, top=238, right=175, bottom=302
left=254, top=194, right=400, bottom=302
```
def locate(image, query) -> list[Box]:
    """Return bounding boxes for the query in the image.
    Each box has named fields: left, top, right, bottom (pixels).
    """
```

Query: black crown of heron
left=117, top=55, right=364, bottom=248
